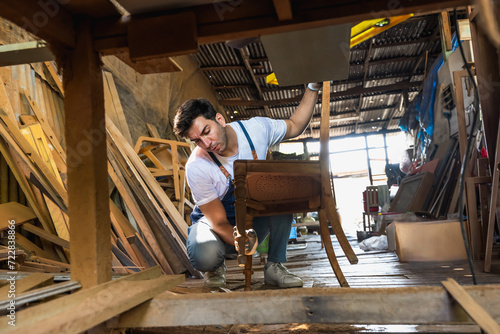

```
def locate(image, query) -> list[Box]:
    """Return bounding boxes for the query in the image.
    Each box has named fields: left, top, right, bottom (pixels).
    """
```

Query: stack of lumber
left=0, top=61, right=198, bottom=277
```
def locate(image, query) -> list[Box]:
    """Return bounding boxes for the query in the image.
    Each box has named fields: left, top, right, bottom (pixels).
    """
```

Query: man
left=173, top=82, right=322, bottom=288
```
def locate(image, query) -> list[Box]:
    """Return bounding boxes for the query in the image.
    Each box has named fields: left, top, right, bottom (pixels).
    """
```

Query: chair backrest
left=364, top=185, right=379, bottom=212
left=234, top=160, right=322, bottom=216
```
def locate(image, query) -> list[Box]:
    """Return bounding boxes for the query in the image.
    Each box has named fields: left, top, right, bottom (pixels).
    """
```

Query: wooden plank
left=0, top=139, right=65, bottom=263
left=0, top=273, right=53, bottom=296
left=0, top=268, right=184, bottom=334
left=146, top=123, right=161, bottom=138
left=19, top=123, right=69, bottom=241
left=0, top=154, right=8, bottom=203
left=103, top=71, right=133, bottom=145
left=453, top=70, right=470, bottom=161
left=107, top=159, right=168, bottom=273
left=106, top=117, right=188, bottom=239
left=108, top=140, right=195, bottom=276
left=477, top=158, right=490, bottom=249
left=484, top=108, right=500, bottom=272
left=40, top=84, right=61, bottom=142
left=30, top=256, right=70, bottom=270
left=0, top=138, right=55, bottom=234
left=465, top=177, right=482, bottom=260
left=272, top=0, right=293, bottom=21
left=21, top=223, right=70, bottom=249
left=109, top=199, right=137, bottom=238
left=63, top=19, right=110, bottom=289
left=442, top=278, right=500, bottom=334
left=23, top=91, right=66, bottom=165
left=109, top=201, right=142, bottom=266
left=0, top=202, right=36, bottom=230
left=43, top=62, right=64, bottom=96
left=0, top=76, right=18, bottom=126
left=0, top=41, right=54, bottom=66
left=114, top=284, right=500, bottom=328
left=439, top=11, right=452, bottom=58
left=14, top=233, right=55, bottom=260
left=0, top=114, right=68, bottom=209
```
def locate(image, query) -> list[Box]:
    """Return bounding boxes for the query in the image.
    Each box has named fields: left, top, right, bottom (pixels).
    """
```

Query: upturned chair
left=234, top=81, right=358, bottom=290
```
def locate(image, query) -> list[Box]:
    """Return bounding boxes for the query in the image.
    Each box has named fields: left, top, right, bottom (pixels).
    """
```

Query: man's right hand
left=233, top=227, right=258, bottom=255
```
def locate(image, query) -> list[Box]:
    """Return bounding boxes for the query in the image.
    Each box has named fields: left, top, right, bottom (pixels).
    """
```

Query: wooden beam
left=0, top=41, right=54, bottom=66
left=62, top=18, right=111, bottom=289
left=0, top=267, right=184, bottom=334
left=114, top=284, right=500, bottom=328
left=0, top=273, right=53, bottom=296
left=62, top=0, right=121, bottom=18
left=0, top=0, right=75, bottom=48
left=21, top=223, right=70, bottom=249
left=439, top=11, right=453, bottom=55
left=219, top=81, right=421, bottom=107
left=128, top=12, right=197, bottom=60
left=273, top=0, right=293, bottom=21
left=442, top=279, right=500, bottom=333
left=93, top=0, right=467, bottom=53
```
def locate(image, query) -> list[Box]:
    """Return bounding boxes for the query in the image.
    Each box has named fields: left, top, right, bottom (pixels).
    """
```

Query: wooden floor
left=147, top=232, right=500, bottom=334
left=176, top=232, right=500, bottom=292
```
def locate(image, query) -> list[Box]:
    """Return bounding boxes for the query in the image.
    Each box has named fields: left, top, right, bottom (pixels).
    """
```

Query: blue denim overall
left=186, top=122, right=292, bottom=272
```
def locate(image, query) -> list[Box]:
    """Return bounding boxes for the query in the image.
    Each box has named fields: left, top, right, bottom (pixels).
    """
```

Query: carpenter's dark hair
left=173, top=98, right=218, bottom=138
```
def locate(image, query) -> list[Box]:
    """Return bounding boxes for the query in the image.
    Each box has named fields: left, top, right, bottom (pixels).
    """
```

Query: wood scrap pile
left=0, top=62, right=198, bottom=277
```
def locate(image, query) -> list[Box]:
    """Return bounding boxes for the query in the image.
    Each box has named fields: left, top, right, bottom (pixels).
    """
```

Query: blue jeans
left=186, top=214, right=293, bottom=272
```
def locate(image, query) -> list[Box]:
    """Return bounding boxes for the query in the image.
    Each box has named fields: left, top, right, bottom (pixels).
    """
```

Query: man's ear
left=215, top=113, right=227, bottom=126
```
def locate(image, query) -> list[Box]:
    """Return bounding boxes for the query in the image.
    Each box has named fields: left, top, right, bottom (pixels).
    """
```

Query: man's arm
left=283, top=83, right=321, bottom=140
left=198, top=198, right=235, bottom=245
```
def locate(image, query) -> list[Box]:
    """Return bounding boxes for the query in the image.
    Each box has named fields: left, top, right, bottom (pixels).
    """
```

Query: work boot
left=204, top=263, right=226, bottom=288
left=264, top=262, right=303, bottom=288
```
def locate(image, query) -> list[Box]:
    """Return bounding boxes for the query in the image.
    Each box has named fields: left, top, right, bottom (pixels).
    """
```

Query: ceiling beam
left=272, top=0, right=293, bottom=21
left=92, top=0, right=470, bottom=55
left=311, top=117, right=403, bottom=131
left=62, top=0, right=121, bottom=18
left=219, top=81, right=422, bottom=107
left=0, top=0, right=75, bottom=48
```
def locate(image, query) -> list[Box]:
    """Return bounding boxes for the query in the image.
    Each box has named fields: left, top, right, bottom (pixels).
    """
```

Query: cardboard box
left=393, top=220, right=468, bottom=262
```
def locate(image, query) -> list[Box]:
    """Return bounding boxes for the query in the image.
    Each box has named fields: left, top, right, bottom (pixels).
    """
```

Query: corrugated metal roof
left=192, top=14, right=439, bottom=140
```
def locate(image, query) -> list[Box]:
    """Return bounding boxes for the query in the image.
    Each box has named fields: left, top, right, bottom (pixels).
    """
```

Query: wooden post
left=63, top=18, right=111, bottom=288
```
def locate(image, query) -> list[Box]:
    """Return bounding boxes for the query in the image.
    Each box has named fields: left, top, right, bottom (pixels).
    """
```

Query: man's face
left=187, top=113, right=228, bottom=155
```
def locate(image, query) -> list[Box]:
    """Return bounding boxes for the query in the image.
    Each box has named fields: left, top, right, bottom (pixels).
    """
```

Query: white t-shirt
left=186, top=117, right=287, bottom=206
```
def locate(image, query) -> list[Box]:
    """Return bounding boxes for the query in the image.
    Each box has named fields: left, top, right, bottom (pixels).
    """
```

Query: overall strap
left=208, top=152, right=233, bottom=182
left=235, top=121, right=258, bottom=160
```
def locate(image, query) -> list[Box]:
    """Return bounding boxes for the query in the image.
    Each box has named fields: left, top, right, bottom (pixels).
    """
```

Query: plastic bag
left=359, top=235, right=388, bottom=251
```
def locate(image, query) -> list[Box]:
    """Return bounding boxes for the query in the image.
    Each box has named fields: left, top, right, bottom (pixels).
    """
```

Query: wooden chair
left=234, top=81, right=358, bottom=290
left=134, top=137, right=193, bottom=218
left=362, top=185, right=380, bottom=231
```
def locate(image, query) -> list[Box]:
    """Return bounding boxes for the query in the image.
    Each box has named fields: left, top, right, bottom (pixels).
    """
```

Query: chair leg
left=325, top=197, right=358, bottom=265
left=244, top=254, right=253, bottom=291
left=319, top=209, right=349, bottom=287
